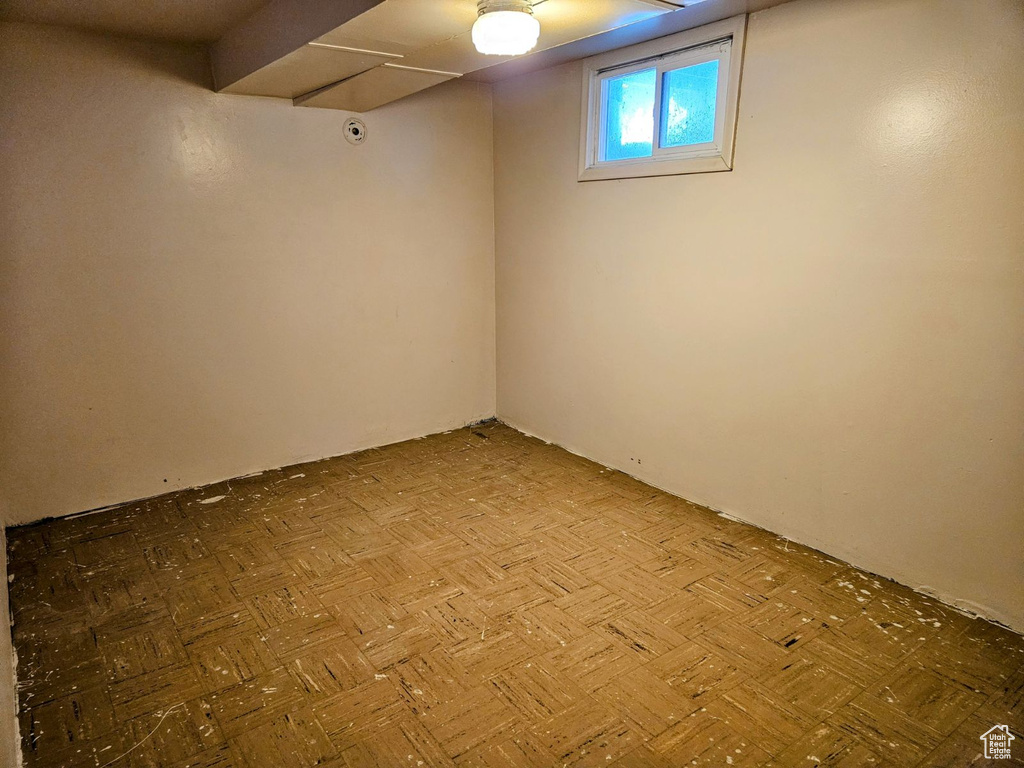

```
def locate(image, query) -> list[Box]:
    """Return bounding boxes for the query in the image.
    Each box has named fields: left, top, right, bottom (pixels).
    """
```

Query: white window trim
left=578, top=15, right=747, bottom=182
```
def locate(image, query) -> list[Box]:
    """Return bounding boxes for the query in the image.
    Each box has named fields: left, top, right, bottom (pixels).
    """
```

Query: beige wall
left=494, top=0, right=1024, bottom=630
left=0, top=22, right=496, bottom=527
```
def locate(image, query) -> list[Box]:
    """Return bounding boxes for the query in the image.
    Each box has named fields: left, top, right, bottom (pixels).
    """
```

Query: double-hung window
left=578, top=15, right=746, bottom=181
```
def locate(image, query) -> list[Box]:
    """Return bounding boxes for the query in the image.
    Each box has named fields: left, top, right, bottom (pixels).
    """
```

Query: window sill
left=578, top=152, right=732, bottom=182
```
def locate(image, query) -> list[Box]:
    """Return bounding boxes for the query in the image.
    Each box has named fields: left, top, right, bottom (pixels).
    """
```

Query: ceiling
left=0, top=0, right=270, bottom=43
left=220, top=0, right=687, bottom=110
left=1, top=0, right=795, bottom=112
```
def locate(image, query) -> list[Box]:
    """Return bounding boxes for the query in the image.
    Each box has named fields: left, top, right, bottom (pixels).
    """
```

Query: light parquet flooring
left=7, top=422, right=1024, bottom=767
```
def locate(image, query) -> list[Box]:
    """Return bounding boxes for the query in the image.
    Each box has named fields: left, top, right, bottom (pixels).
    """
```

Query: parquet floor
left=6, top=422, right=1024, bottom=767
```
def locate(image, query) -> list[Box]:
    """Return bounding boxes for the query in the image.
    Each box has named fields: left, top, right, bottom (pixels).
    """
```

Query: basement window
left=578, top=15, right=746, bottom=181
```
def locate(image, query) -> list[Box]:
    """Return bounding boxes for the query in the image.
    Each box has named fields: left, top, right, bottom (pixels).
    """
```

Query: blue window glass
left=660, top=59, right=720, bottom=148
left=601, top=68, right=656, bottom=162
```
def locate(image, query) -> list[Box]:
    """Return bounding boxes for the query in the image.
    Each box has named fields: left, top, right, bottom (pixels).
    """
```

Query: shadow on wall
left=12, top=22, right=214, bottom=88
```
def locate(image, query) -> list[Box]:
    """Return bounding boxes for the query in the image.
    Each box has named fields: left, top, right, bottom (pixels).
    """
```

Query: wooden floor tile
left=528, top=700, right=641, bottom=768
left=705, top=679, right=818, bottom=755
left=206, top=667, right=304, bottom=739
left=340, top=717, right=454, bottom=768
left=123, top=697, right=222, bottom=768
left=287, top=639, right=376, bottom=701
left=650, top=713, right=772, bottom=767
left=390, top=650, right=470, bottom=714
left=453, top=732, right=555, bottom=767
left=451, top=628, right=534, bottom=683
left=314, top=677, right=407, bottom=750
left=918, top=713, right=1024, bottom=767
left=693, top=620, right=791, bottom=673
left=544, top=631, right=640, bottom=693
left=263, top=613, right=347, bottom=662
left=229, top=707, right=336, bottom=768
left=358, top=613, right=440, bottom=670
left=596, top=609, right=686, bottom=661
left=243, top=584, right=324, bottom=630
left=593, top=666, right=696, bottom=738
left=109, top=663, right=205, bottom=722
left=422, top=685, right=522, bottom=760
left=488, top=658, right=583, bottom=721
left=770, top=722, right=883, bottom=767
left=502, top=600, right=592, bottom=654
left=553, top=583, right=631, bottom=627
left=646, top=642, right=746, bottom=703
left=18, top=686, right=118, bottom=760
left=526, top=559, right=590, bottom=599
left=189, top=633, right=279, bottom=690
left=332, top=590, right=407, bottom=639
left=828, top=695, right=942, bottom=765
left=755, top=652, right=862, bottom=718
left=869, top=662, right=988, bottom=735
left=100, top=623, right=190, bottom=682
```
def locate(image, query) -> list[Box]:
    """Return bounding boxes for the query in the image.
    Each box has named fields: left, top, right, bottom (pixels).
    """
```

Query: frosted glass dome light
left=472, top=1, right=540, bottom=56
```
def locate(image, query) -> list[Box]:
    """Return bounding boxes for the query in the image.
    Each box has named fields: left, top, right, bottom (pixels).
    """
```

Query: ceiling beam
left=211, top=0, right=386, bottom=92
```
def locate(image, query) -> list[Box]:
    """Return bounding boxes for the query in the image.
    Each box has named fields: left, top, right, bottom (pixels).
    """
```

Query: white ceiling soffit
left=293, top=0, right=677, bottom=111
left=213, top=0, right=793, bottom=112
left=211, top=0, right=386, bottom=92
left=221, top=0, right=474, bottom=98
left=296, top=63, right=457, bottom=112
left=221, top=45, right=400, bottom=99
left=216, top=0, right=675, bottom=103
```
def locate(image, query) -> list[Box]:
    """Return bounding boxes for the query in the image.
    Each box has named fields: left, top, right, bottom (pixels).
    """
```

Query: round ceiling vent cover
left=343, top=117, right=367, bottom=145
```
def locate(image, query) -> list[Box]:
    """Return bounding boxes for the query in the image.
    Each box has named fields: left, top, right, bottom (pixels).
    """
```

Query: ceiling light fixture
left=472, top=1, right=541, bottom=56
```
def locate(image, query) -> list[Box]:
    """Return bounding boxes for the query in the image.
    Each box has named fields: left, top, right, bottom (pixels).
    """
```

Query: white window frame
left=578, top=15, right=747, bottom=182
